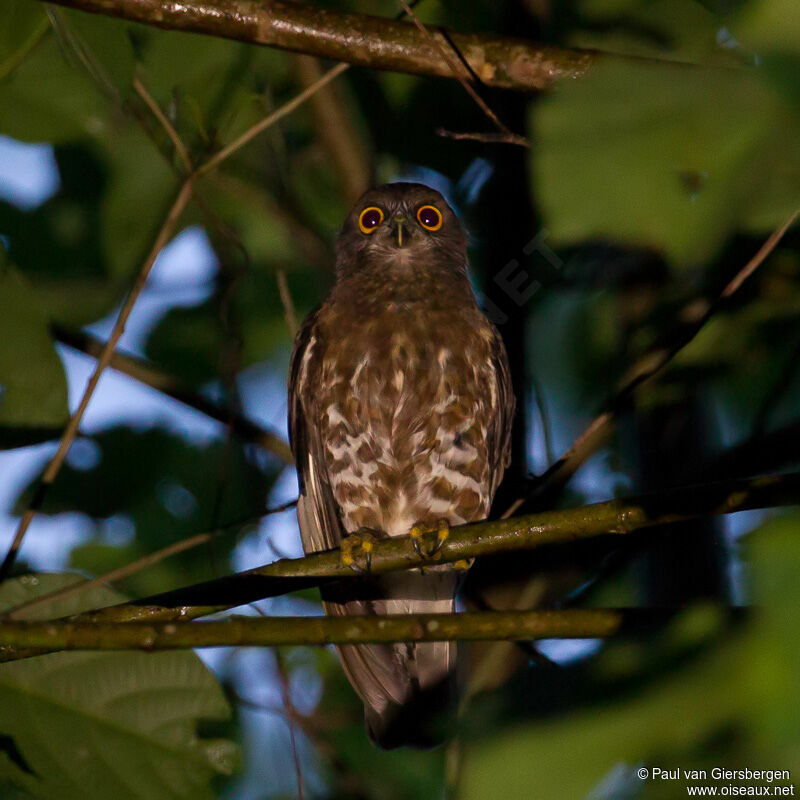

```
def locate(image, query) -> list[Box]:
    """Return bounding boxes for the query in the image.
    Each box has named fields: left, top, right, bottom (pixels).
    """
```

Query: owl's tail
left=323, top=570, right=459, bottom=749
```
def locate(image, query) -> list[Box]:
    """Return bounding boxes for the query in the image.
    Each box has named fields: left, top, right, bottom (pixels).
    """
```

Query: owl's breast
left=314, top=308, right=497, bottom=536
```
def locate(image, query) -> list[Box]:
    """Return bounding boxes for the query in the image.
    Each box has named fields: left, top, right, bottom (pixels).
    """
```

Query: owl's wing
left=288, top=309, right=345, bottom=552
left=487, top=322, right=516, bottom=498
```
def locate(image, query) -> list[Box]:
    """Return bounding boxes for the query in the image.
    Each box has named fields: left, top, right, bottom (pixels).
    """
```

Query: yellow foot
left=409, top=519, right=451, bottom=562
left=340, top=528, right=383, bottom=574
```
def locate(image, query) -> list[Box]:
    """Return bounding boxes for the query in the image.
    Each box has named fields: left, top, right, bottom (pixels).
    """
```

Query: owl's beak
left=390, top=215, right=411, bottom=248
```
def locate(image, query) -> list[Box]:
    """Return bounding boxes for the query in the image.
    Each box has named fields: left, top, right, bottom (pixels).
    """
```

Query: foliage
left=0, top=0, right=797, bottom=797
left=0, top=574, right=236, bottom=800
left=461, top=516, right=800, bottom=798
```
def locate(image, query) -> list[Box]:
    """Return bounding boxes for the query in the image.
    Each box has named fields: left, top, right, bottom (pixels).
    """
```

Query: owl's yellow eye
left=358, top=206, right=384, bottom=234
left=416, top=205, right=442, bottom=231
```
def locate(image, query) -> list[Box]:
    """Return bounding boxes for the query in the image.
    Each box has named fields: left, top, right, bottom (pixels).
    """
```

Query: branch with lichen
left=0, top=608, right=671, bottom=656
left=1, top=471, right=796, bottom=662
left=41, top=0, right=620, bottom=93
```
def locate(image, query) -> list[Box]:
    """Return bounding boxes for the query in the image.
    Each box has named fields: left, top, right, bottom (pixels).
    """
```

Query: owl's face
left=335, top=183, right=467, bottom=279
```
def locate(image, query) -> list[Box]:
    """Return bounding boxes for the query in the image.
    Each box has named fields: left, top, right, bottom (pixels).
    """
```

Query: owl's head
left=335, top=183, right=467, bottom=279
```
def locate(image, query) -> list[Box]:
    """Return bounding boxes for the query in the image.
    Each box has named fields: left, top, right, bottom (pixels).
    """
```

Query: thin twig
left=436, top=128, right=530, bottom=147
left=52, top=324, right=293, bottom=462
left=293, top=54, right=371, bottom=204
left=276, top=270, right=299, bottom=337
left=197, top=63, right=350, bottom=177
left=722, top=210, right=799, bottom=298
left=197, top=0, right=424, bottom=179
left=0, top=179, right=195, bottom=581
left=133, top=75, right=193, bottom=174
left=3, top=500, right=297, bottom=621
left=275, top=650, right=305, bottom=800
left=503, top=207, right=800, bottom=517
left=398, top=0, right=522, bottom=142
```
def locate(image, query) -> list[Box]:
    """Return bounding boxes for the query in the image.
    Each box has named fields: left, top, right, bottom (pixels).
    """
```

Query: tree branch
left=504, top=207, right=800, bottom=517
left=1, top=470, right=795, bottom=662
left=51, top=324, right=293, bottom=463
left=40, top=0, right=604, bottom=93
left=0, top=179, right=195, bottom=581
left=293, top=54, right=371, bottom=205
left=0, top=608, right=669, bottom=654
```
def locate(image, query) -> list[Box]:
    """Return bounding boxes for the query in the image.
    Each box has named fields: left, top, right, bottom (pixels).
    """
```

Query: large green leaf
left=0, top=31, right=107, bottom=143
left=735, top=0, right=800, bottom=56
left=0, top=574, right=236, bottom=800
left=0, top=7, right=134, bottom=143
left=101, top=127, right=178, bottom=279
left=531, top=61, right=800, bottom=267
left=0, top=261, right=68, bottom=445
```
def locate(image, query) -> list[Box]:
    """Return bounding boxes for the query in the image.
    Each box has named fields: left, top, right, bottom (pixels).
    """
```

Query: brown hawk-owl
left=288, top=182, right=514, bottom=748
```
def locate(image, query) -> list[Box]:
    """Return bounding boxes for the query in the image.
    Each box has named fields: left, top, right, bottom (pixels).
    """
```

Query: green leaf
left=0, top=574, right=237, bottom=800
left=0, top=262, right=68, bottom=445
left=51, top=8, right=136, bottom=95
left=0, top=32, right=109, bottom=143
left=0, top=0, right=48, bottom=83
left=735, top=0, right=800, bottom=56
left=461, top=512, right=800, bottom=799
left=531, top=61, right=800, bottom=267
left=0, top=9, right=134, bottom=143
left=101, top=127, right=177, bottom=278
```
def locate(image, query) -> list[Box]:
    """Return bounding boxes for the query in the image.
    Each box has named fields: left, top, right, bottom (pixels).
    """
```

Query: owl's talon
left=408, top=520, right=450, bottom=561
left=340, top=529, right=380, bottom=574
left=409, top=525, right=426, bottom=559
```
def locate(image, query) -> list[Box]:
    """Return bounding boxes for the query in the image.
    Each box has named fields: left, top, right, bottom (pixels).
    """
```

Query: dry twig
left=503, top=208, right=800, bottom=517
left=0, top=179, right=195, bottom=580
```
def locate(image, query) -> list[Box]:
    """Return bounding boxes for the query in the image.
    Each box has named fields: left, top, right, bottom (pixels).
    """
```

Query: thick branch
left=41, top=0, right=603, bottom=92
left=1, top=471, right=795, bottom=664
left=0, top=608, right=665, bottom=654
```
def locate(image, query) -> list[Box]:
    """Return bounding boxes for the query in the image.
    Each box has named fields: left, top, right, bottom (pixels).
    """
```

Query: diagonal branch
left=504, top=207, right=800, bottom=517
left=0, top=608, right=662, bottom=655
left=397, top=0, right=526, bottom=145
left=0, top=470, right=795, bottom=662
left=39, top=0, right=605, bottom=93
left=0, top=179, right=195, bottom=582
left=133, top=75, right=193, bottom=174
left=4, top=500, right=297, bottom=621
left=51, top=324, right=293, bottom=462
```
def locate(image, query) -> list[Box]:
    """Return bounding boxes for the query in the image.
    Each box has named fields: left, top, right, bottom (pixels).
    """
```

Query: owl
left=288, top=182, right=514, bottom=748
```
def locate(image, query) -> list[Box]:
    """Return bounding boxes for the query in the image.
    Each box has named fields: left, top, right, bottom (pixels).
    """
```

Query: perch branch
left=51, top=324, right=293, bottom=462
left=1, top=470, right=796, bottom=662
left=0, top=179, right=195, bottom=581
left=39, top=0, right=603, bottom=93
left=0, top=608, right=667, bottom=653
